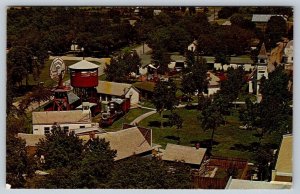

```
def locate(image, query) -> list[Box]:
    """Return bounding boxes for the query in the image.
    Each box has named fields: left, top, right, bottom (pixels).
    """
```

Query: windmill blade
left=50, top=58, right=66, bottom=82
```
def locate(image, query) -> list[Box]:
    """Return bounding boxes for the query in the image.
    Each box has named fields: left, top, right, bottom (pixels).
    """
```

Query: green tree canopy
left=36, top=126, right=84, bottom=169
left=109, top=157, right=191, bottom=189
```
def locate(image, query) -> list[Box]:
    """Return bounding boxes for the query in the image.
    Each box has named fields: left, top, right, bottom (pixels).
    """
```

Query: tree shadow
left=148, top=121, right=161, bottom=127
left=164, top=135, right=180, bottom=141
left=163, top=114, right=171, bottom=119
left=190, top=139, right=219, bottom=148
left=148, top=121, right=172, bottom=127
left=185, top=104, right=198, bottom=110
left=230, top=142, right=260, bottom=152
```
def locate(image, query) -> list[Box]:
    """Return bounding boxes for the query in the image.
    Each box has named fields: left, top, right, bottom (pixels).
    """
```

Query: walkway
left=130, top=110, right=156, bottom=125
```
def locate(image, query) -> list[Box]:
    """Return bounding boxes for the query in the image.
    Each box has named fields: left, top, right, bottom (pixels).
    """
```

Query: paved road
left=130, top=110, right=156, bottom=125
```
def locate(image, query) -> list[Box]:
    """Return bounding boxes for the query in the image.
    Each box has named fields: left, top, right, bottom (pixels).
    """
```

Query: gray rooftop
left=226, top=178, right=292, bottom=189
left=68, top=60, right=99, bottom=70
left=251, top=14, right=285, bottom=22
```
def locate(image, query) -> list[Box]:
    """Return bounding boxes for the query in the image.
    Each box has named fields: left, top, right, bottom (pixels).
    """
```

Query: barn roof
left=32, top=110, right=91, bottom=125
left=162, top=143, right=206, bottom=165
left=68, top=60, right=99, bottom=70
left=80, top=127, right=153, bottom=161
left=17, top=133, right=45, bottom=147
left=97, top=81, right=137, bottom=96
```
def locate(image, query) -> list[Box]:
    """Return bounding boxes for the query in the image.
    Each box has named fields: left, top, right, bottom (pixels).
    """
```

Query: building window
left=63, top=126, right=69, bottom=133
left=34, top=129, right=38, bottom=131
left=44, top=127, right=50, bottom=134
left=80, top=126, right=85, bottom=128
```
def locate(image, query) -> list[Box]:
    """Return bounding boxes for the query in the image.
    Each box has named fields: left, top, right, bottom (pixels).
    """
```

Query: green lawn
left=102, top=108, right=152, bottom=131
left=138, top=108, right=282, bottom=162
left=27, top=59, right=80, bottom=87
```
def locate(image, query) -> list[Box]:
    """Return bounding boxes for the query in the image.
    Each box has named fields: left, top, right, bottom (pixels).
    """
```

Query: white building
left=248, top=43, right=268, bottom=95
left=96, top=81, right=140, bottom=106
left=32, top=110, right=93, bottom=135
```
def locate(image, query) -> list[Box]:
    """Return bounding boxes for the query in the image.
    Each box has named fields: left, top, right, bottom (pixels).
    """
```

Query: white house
left=96, top=81, right=140, bottom=106
left=32, top=110, right=93, bottom=135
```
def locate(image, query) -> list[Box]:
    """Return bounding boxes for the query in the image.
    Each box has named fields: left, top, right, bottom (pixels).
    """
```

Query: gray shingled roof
left=32, top=110, right=91, bottom=125
left=80, top=127, right=153, bottom=161
left=96, top=81, right=133, bottom=96
left=68, top=60, right=99, bottom=70
left=162, top=143, right=206, bottom=165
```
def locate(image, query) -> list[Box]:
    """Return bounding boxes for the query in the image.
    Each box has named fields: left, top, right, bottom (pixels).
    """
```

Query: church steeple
left=258, top=43, right=267, bottom=64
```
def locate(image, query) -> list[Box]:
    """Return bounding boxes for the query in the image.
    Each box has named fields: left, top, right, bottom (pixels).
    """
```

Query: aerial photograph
left=6, top=6, right=293, bottom=189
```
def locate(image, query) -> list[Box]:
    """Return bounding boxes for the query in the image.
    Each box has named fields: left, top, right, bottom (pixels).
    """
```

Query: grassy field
left=138, top=108, right=282, bottom=162
left=27, top=59, right=80, bottom=87
left=101, top=108, right=151, bottom=131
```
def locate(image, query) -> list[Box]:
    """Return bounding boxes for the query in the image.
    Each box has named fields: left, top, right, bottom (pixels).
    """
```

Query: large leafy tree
left=219, top=66, right=245, bottom=102
left=109, top=157, right=191, bottom=189
left=152, top=79, right=178, bottom=127
left=77, top=137, right=117, bottom=188
left=6, top=135, right=35, bottom=188
left=104, top=51, right=141, bottom=83
left=266, top=16, right=287, bottom=48
left=198, top=99, right=224, bottom=152
left=36, top=126, right=84, bottom=170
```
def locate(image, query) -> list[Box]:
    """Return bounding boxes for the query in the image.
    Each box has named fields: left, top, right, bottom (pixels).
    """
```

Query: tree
left=266, top=16, right=287, bottom=48
left=192, top=57, right=208, bottom=109
left=36, top=126, right=84, bottom=170
left=198, top=99, right=224, bottom=152
left=151, top=48, right=170, bottom=75
left=253, top=147, right=273, bottom=181
left=104, top=51, right=142, bottom=83
left=219, top=66, right=245, bottom=102
left=7, top=46, right=34, bottom=87
left=77, top=137, right=117, bottom=188
left=109, top=157, right=191, bottom=189
left=169, top=112, right=183, bottom=144
left=6, top=135, right=35, bottom=188
left=152, top=80, right=178, bottom=128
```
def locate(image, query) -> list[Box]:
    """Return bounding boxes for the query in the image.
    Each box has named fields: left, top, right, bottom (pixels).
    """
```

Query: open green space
left=138, top=108, right=282, bottom=162
left=102, top=108, right=152, bottom=131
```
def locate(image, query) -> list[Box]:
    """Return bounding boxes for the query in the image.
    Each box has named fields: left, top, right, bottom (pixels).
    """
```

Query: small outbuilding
left=96, top=81, right=140, bottom=106
left=162, top=143, right=207, bottom=168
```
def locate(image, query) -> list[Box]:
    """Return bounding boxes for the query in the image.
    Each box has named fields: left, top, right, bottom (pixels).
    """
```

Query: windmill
left=50, top=57, right=71, bottom=111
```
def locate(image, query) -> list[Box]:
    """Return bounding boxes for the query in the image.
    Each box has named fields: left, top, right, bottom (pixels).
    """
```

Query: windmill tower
left=50, top=57, right=71, bottom=111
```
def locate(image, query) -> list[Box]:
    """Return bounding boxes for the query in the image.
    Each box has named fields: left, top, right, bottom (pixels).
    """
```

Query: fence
left=192, top=176, right=229, bottom=189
